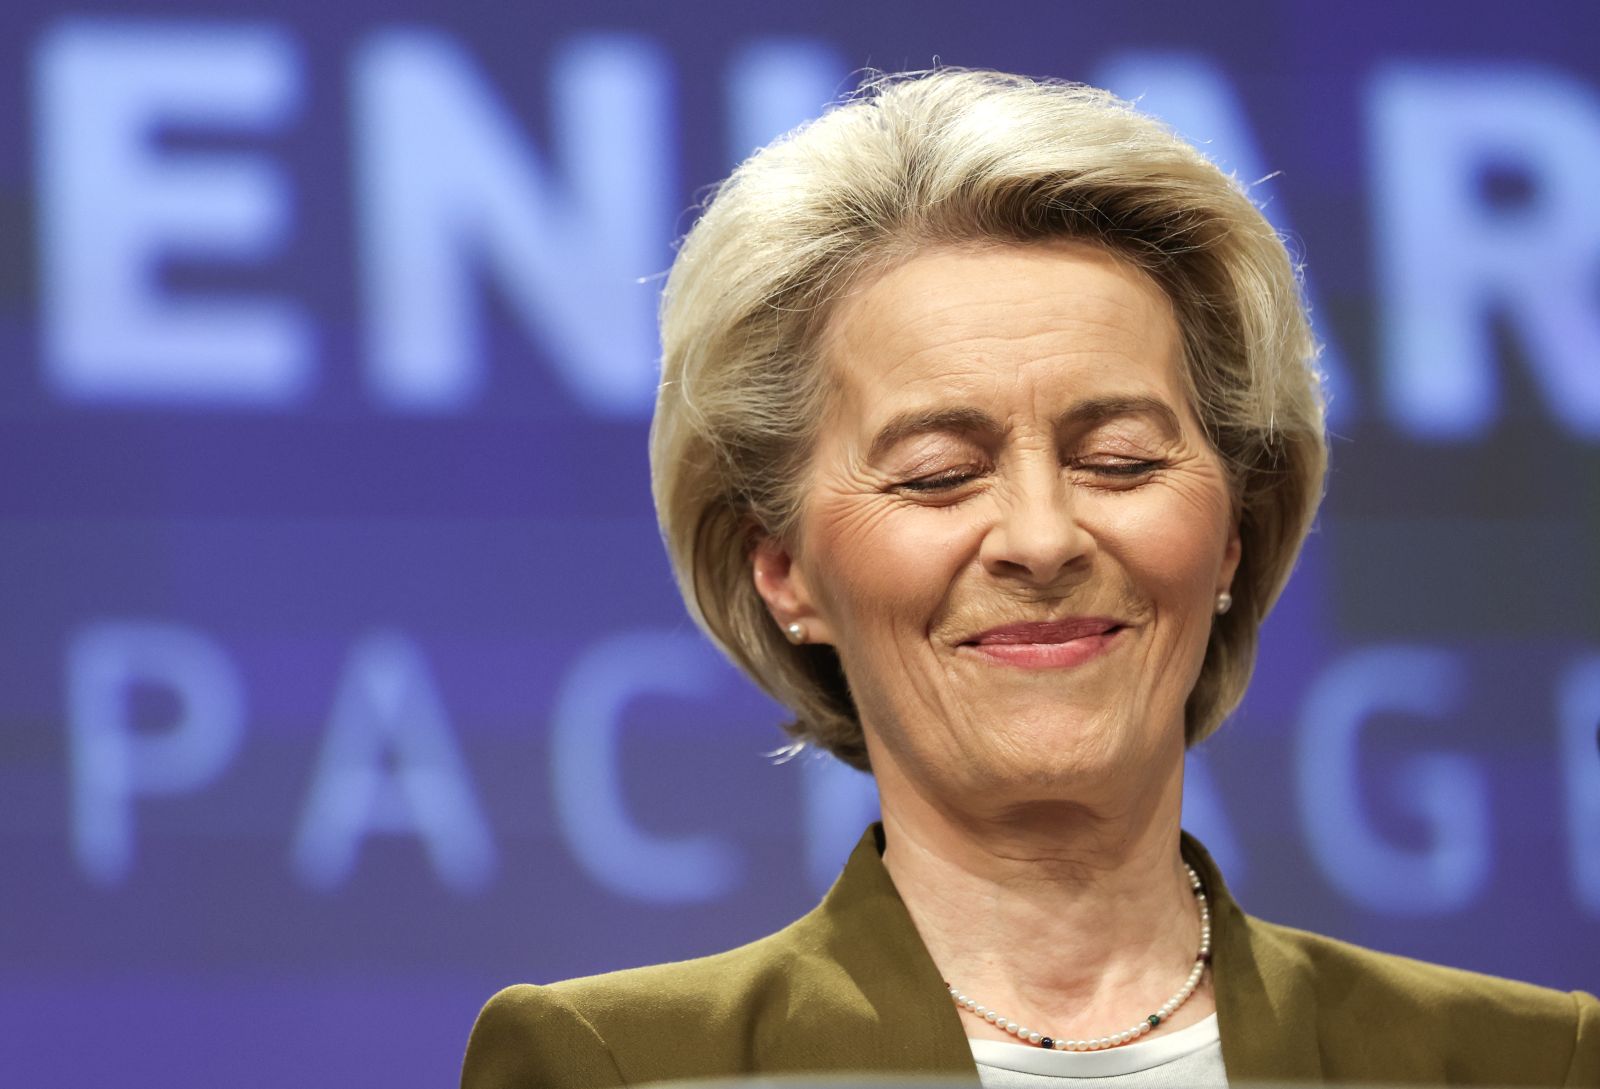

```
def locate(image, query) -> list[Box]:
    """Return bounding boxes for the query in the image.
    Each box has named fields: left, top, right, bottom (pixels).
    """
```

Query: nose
left=978, top=465, right=1094, bottom=585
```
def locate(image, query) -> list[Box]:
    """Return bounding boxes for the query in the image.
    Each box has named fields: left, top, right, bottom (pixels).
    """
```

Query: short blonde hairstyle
left=651, top=69, right=1327, bottom=771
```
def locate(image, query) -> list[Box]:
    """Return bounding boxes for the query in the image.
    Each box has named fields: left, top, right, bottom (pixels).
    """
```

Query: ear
left=750, top=532, right=836, bottom=646
left=1218, top=515, right=1243, bottom=597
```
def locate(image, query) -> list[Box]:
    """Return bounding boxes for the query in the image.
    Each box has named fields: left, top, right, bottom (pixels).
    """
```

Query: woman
left=463, top=70, right=1599, bottom=1087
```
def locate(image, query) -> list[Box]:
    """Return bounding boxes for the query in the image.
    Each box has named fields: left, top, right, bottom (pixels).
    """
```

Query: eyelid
left=1073, top=457, right=1165, bottom=478
left=1067, top=419, right=1175, bottom=461
left=892, top=452, right=1164, bottom=495
left=894, top=466, right=985, bottom=493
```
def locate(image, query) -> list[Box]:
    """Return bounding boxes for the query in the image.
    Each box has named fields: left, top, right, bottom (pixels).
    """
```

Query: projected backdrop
left=2, top=2, right=1597, bottom=1086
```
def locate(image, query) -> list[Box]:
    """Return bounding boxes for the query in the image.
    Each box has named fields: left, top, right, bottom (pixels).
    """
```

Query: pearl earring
left=1214, top=591, right=1233, bottom=616
left=784, top=621, right=808, bottom=645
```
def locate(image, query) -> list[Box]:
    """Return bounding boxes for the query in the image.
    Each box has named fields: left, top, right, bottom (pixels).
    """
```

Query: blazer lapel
left=1182, top=832, right=1326, bottom=1082
left=762, top=824, right=979, bottom=1076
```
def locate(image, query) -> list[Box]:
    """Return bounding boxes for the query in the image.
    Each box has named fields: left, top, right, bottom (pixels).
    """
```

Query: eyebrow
left=1069, top=395, right=1182, bottom=437
left=866, top=406, right=999, bottom=462
left=865, top=395, right=1182, bottom=462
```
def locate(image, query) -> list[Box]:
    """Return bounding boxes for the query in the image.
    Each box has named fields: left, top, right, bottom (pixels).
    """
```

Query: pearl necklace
left=947, top=864, right=1211, bottom=1052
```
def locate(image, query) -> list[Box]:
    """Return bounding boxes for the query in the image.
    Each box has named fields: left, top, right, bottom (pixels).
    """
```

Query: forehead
left=819, top=240, right=1188, bottom=433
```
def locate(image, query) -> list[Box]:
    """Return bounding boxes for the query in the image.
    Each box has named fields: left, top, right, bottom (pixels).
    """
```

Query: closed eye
left=896, top=468, right=982, bottom=493
left=1074, top=458, right=1164, bottom=479
left=895, top=458, right=1163, bottom=495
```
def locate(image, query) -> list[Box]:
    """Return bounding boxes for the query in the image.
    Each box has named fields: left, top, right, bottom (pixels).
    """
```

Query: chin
left=964, top=717, right=1130, bottom=784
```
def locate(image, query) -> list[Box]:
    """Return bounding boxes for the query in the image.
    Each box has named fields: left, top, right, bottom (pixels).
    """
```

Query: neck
left=875, top=752, right=1213, bottom=1044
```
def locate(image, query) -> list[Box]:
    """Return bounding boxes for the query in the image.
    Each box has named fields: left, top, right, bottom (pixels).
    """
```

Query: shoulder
left=1242, top=914, right=1600, bottom=1084
left=1249, top=913, right=1585, bottom=1021
left=460, top=825, right=978, bottom=1087
left=535, top=919, right=820, bottom=1042
left=461, top=917, right=827, bottom=1088
left=462, top=982, right=622, bottom=1089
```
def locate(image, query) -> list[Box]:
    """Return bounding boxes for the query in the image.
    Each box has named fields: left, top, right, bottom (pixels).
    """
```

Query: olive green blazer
left=462, top=826, right=1600, bottom=1086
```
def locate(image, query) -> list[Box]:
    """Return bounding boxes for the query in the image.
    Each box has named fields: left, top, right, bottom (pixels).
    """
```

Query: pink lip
left=960, top=618, right=1126, bottom=669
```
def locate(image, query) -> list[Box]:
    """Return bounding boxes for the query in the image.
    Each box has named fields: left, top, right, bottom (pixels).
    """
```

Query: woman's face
left=753, top=241, right=1240, bottom=809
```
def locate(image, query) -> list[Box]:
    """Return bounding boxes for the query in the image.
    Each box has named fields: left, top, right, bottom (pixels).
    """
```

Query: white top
left=970, top=1013, right=1227, bottom=1087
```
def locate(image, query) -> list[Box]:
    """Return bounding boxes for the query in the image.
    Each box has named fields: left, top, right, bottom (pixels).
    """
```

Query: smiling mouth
left=958, top=618, right=1127, bottom=669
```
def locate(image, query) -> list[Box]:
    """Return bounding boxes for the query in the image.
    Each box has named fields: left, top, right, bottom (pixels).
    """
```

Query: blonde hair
left=650, top=69, right=1327, bottom=771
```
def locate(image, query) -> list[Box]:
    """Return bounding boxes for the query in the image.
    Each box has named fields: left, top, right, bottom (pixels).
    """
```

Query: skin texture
left=752, top=240, right=1241, bottom=1045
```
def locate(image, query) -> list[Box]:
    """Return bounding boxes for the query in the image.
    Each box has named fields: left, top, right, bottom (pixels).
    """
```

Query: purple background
left=2, top=2, right=1598, bottom=1085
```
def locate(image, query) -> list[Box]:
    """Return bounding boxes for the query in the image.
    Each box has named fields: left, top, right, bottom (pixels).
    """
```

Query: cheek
left=1098, top=487, right=1230, bottom=604
left=805, top=496, right=978, bottom=635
